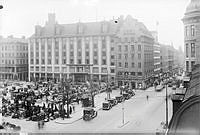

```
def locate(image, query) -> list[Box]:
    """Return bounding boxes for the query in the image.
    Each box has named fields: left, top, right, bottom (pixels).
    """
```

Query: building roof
left=168, top=95, right=200, bottom=135
left=184, top=64, right=200, bottom=100
left=0, top=36, right=27, bottom=44
left=186, top=0, right=200, bottom=14
left=31, top=14, right=153, bottom=39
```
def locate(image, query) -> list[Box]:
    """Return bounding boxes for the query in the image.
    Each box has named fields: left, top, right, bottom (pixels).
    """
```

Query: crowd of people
left=1, top=80, right=101, bottom=125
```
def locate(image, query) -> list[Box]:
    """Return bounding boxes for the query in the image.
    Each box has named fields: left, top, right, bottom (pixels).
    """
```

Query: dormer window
left=102, top=23, right=108, bottom=33
left=78, top=24, right=83, bottom=34
left=35, top=26, right=41, bottom=36
left=55, top=27, right=60, bottom=35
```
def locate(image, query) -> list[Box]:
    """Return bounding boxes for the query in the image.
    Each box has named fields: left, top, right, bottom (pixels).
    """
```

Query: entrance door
left=131, top=82, right=136, bottom=89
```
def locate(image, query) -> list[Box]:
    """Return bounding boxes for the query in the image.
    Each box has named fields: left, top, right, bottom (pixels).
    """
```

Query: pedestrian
left=69, top=106, right=72, bottom=114
left=77, top=97, right=79, bottom=104
left=146, top=95, right=149, bottom=101
left=72, top=105, right=75, bottom=113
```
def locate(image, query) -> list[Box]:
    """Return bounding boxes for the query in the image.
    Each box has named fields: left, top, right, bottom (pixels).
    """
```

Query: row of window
left=30, top=66, right=115, bottom=73
left=185, top=25, right=195, bottom=37
left=118, top=62, right=142, bottom=68
left=30, top=49, right=108, bottom=58
left=118, top=44, right=141, bottom=52
left=117, top=71, right=143, bottom=76
left=1, top=52, right=28, bottom=58
left=186, top=43, right=195, bottom=58
left=186, top=61, right=195, bottom=71
left=30, top=58, right=107, bottom=65
left=118, top=53, right=141, bottom=59
left=0, top=67, right=27, bottom=72
left=1, top=44, right=28, bottom=51
left=0, top=59, right=28, bottom=65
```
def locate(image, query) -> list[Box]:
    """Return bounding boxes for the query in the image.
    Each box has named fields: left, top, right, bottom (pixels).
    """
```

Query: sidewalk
left=54, top=92, right=108, bottom=124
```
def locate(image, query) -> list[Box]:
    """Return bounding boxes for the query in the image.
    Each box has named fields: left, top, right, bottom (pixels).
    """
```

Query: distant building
left=29, top=14, right=154, bottom=88
left=160, top=44, right=174, bottom=74
left=0, top=36, right=28, bottom=81
left=151, top=31, right=161, bottom=76
left=182, top=0, right=200, bottom=74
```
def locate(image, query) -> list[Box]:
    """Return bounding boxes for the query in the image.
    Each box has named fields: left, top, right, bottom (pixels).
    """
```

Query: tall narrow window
left=186, top=61, right=189, bottom=72
left=138, top=45, right=141, bottom=51
left=191, top=61, right=195, bottom=70
left=185, top=26, right=189, bottom=36
left=118, top=45, right=121, bottom=52
left=191, top=43, right=195, bottom=57
left=186, top=43, right=189, bottom=58
left=191, top=25, right=195, bottom=36
left=125, top=62, right=128, bottom=68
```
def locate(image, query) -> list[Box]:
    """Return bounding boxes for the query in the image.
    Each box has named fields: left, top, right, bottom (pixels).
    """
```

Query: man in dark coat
left=69, top=106, right=72, bottom=114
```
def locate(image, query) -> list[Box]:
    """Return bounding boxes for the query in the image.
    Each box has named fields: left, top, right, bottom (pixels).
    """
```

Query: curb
left=54, top=106, right=102, bottom=124
left=54, top=117, right=82, bottom=124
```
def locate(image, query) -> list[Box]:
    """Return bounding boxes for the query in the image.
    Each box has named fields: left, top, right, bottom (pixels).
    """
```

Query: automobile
left=83, top=107, right=97, bottom=121
left=172, top=85, right=176, bottom=90
left=126, top=90, right=135, bottom=97
left=107, top=98, right=118, bottom=106
left=168, top=83, right=173, bottom=87
left=123, top=93, right=131, bottom=100
left=115, top=95, right=124, bottom=103
left=102, top=101, right=112, bottom=110
left=156, top=85, right=164, bottom=92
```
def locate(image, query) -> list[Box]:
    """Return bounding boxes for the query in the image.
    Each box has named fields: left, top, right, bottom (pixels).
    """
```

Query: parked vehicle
left=83, top=107, right=97, bottom=121
left=172, top=85, right=176, bottom=90
left=126, top=90, right=135, bottom=97
left=102, top=101, right=112, bottom=110
left=115, top=95, right=124, bottom=103
left=168, top=83, right=173, bottom=87
left=123, top=93, right=131, bottom=100
left=156, top=85, right=164, bottom=92
left=107, top=98, right=118, bottom=106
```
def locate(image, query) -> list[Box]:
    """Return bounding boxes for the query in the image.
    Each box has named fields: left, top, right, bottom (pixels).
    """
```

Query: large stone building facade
left=0, top=36, right=28, bottom=81
left=29, top=14, right=154, bottom=88
left=182, top=0, right=200, bottom=74
left=160, top=44, right=175, bottom=73
left=151, top=31, right=161, bottom=76
left=115, top=16, right=154, bottom=89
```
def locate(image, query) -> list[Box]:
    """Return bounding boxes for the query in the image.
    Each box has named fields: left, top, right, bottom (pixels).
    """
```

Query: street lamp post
left=61, top=79, right=71, bottom=119
left=66, top=84, right=70, bottom=118
left=122, top=100, right=125, bottom=125
left=89, top=78, right=95, bottom=107
left=165, top=83, right=168, bottom=128
left=107, top=69, right=110, bottom=100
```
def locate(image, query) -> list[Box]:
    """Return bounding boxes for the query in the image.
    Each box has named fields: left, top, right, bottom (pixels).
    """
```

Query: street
left=2, top=86, right=173, bottom=134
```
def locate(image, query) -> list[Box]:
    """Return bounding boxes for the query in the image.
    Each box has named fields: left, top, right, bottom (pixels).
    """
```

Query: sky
left=0, top=0, right=190, bottom=49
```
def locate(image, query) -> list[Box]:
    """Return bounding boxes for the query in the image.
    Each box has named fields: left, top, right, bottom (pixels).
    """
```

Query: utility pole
left=165, top=84, right=168, bottom=128
left=90, top=78, right=94, bottom=107
left=122, top=100, right=125, bottom=125
left=66, top=80, right=70, bottom=118
left=62, top=79, right=70, bottom=119
left=107, top=69, right=110, bottom=100
left=62, top=80, right=65, bottom=120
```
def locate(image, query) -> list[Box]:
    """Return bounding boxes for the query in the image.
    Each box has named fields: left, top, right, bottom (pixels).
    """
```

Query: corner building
left=182, top=0, right=200, bottom=74
left=29, top=14, right=154, bottom=88
left=115, top=16, right=154, bottom=89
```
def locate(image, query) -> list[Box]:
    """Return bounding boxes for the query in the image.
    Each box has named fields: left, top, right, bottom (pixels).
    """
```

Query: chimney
left=171, top=94, right=184, bottom=115
left=48, top=13, right=56, bottom=25
left=35, top=25, right=41, bottom=36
